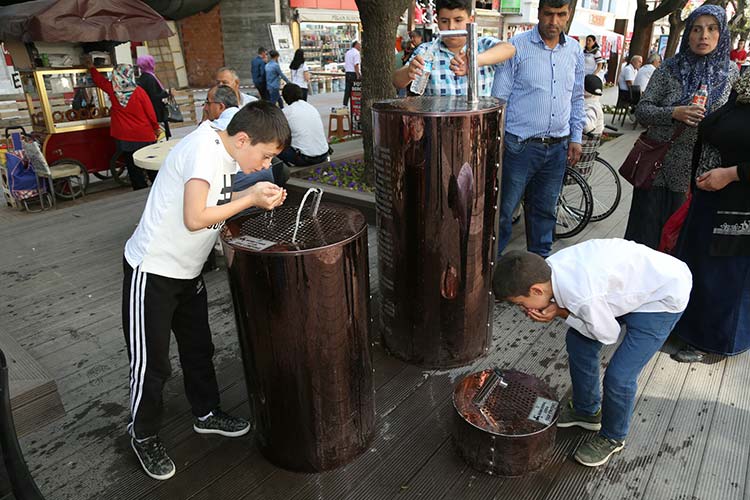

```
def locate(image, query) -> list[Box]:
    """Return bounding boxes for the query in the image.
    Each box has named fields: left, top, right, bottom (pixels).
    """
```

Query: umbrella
left=0, top=0, right=174, bottom=43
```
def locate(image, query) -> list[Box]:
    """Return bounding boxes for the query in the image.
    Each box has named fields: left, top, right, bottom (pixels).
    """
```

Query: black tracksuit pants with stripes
left=122, top=257, right=220, bottom=439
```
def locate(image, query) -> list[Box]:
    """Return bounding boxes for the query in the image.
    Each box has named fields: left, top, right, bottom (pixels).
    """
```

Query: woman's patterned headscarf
left=112, top=64, right=136, bottom=107
left=662, top=5, right=731, bottom=108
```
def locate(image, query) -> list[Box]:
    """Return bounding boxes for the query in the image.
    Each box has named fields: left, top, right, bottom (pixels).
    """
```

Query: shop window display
left=300, top=22, right=360, bottom=69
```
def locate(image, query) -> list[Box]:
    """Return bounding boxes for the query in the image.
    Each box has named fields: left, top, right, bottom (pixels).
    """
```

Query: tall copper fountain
left=372, top=24, right=505, bottom=368
left=221, top=198, right=374, bottom=472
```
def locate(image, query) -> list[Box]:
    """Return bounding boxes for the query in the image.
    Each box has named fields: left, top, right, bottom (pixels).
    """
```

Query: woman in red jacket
left=90, top=63, right=159, bottom=190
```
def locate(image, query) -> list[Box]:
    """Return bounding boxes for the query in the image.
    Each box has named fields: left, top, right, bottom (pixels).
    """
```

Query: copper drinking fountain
left=220, top=21, right=560, bottom=478
left=372, top=23, right=505, bottom=368
left=221, top=190, right=374, bottom=472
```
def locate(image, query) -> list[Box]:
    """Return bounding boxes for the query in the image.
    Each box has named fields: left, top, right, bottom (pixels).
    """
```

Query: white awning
left=568, top=19, right=624, bottom=45
left=568, top=18, right=624, bottom=55
left=295, top=8, right=360, bottom=23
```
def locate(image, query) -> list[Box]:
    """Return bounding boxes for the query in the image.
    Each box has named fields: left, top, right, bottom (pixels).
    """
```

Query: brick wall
left=178, top=4, right=225, bottom=88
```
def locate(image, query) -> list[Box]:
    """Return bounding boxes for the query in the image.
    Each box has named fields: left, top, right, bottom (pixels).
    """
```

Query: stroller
left=4, top=127, right=52, bottom=212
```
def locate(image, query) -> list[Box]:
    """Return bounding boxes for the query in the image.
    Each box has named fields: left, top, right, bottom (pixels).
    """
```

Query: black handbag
left=165, top=92, right=183, bottom=123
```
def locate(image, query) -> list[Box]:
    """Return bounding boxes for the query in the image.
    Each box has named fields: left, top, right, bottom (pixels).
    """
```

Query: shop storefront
left=293, top=7, right=361, bottom=70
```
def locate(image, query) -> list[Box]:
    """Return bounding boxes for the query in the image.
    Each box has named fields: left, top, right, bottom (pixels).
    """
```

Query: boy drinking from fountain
left=493, top=238, right=691, bottom=467
left=122, top=101, right=290, bottom=480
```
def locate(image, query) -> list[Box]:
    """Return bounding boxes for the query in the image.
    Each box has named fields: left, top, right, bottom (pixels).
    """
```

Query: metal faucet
left=437, top=22, right=479, bottom=105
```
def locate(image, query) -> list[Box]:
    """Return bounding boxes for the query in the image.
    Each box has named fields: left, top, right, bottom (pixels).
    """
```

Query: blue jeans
left=566, top=311, right=683, bottom=441
left=268, top=87, right=283, bottom=108
left=497, top=133, right=568, bottom=257
left=233, top=168, right=274, bottom=191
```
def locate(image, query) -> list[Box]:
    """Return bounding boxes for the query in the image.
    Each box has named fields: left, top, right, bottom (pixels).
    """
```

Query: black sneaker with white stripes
left=131, top=436, right=176, bottom=480
left=193, top=409, right=251, bottom=437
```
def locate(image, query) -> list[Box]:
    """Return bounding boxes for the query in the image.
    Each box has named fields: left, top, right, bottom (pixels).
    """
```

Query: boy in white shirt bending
left=493, top=239, right=692, bottom=467
left=123, top=101, right=290, bottom=481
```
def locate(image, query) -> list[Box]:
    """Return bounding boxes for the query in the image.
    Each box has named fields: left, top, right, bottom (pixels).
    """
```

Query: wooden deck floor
left=3, top=130, right=749, bottom=500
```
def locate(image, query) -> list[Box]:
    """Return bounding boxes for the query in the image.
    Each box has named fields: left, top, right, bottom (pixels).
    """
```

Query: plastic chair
left=611, top=89, right=630, bottom=126
left=22, top=139, right=86, bottom=208
left=628, top=85, right=642, bottom=129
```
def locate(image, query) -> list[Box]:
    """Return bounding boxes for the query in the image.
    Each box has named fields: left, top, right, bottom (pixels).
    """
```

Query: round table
left=133, top=139, right=181, bottom=171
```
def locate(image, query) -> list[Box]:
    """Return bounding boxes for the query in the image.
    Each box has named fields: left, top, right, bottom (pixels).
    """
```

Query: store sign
left=350, top=79, right=362, bottom=135
left=295, top=8, right=360, bottom=23
left=589, top=14, right=606, bottom=27
left=499, top=0, right=521, bottom=14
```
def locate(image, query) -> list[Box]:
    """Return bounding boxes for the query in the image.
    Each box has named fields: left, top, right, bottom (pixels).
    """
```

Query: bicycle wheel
left=555, top=167, right=593, bottom=239
left=49, top=158, right=89, bottom=199
left=588, top=156, right=622, bottom=222
left=109, top=151, right=130, bottom=186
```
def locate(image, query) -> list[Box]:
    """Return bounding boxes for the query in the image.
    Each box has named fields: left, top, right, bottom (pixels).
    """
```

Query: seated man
left=215, top=66, right=257, bottom=107
left=278, top=84, right=331, bottom=166
left=204, top=85, right=275, bottom=189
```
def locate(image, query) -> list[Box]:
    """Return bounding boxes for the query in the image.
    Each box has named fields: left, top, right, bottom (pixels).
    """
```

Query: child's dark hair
left=226, top=100, right=291, bottom=148
left=493, top=251, right=551, bottom=300
left=436, top=0, right=473, bottom=15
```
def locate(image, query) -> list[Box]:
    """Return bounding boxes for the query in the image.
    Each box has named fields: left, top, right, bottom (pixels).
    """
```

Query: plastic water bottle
left=691, top=84, right=708, bottom=108
left=410, top=40, right=438, bottom=96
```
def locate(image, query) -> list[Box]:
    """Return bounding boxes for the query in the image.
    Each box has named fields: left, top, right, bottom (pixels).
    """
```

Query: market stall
left=0, top=0, right=172, bottom=188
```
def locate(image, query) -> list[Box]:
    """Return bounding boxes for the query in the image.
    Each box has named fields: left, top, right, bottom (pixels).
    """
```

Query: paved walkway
left=6, top=127, right=749, bottom=500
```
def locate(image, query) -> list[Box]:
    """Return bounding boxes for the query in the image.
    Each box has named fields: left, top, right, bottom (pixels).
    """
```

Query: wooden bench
left=0, top=334, right=64, bottom=437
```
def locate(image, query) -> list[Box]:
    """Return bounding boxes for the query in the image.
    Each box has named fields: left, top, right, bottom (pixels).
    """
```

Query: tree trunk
left=355, top=0, right=412, bottom=184
left=665, top=9, right=684, bottom=58
left=565, top=0, right=579, bottom=33
left=630, top=0, right=689, bottom=59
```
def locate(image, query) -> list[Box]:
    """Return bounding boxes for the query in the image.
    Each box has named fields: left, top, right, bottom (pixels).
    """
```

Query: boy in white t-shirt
left=493, top=239, right=691, bottom=468
left=122, top=101, right=291, bottom=481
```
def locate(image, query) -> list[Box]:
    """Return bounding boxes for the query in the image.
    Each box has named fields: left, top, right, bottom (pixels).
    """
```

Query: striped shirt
left=408, top=36, right=501, bottom=96
left=492, top=27, right=585, bottom=143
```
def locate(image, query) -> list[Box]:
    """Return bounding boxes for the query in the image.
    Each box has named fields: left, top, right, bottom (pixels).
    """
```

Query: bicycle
left=512, top=129, right=622, bottom=239
left=509, top=165, right=593, bottom=239
left=569, top=130, right=622, bottom=223
left=555, top=130, right=623, bottom=238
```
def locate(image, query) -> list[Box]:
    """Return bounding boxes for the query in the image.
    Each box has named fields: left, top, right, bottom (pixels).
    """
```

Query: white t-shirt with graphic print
left=124, top=121, right=238, bottom=279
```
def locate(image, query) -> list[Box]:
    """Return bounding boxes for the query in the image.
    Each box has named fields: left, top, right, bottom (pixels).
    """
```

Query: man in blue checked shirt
left=492, top=0, right=585, bottom=259
left=392, top=0, right=515, bottom=96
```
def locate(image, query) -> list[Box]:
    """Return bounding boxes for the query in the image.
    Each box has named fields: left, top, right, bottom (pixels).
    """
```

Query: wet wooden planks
left=2, top=130, right=749, bottom=500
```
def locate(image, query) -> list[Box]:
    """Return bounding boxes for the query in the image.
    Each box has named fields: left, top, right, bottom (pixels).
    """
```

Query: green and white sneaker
left=557, top=400, right=602, bottom=431
left=131, top=436, right=176, bottom=480
left=574, top=435, right=625, bottom=467
left=193, top=409, right=251, bottom=437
